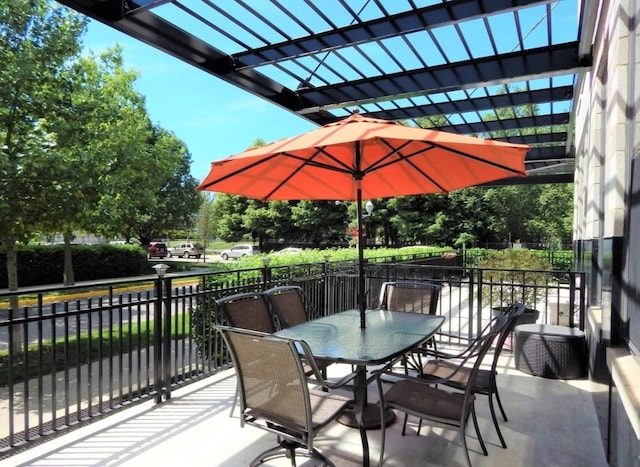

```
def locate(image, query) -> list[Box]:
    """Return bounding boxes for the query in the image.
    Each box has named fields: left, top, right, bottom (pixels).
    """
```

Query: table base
left=337, top=403, right=396, bottom=429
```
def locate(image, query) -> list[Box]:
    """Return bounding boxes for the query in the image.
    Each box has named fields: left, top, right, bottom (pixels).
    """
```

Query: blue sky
left=82, top=20, right=318, bottom=181
left=80, top=1, right=577, bottom=181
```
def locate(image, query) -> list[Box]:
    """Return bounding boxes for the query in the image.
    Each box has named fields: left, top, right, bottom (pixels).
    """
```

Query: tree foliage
left=1, top=0, right=203, bottom=289
left=209, top=183, right=573, bottom=250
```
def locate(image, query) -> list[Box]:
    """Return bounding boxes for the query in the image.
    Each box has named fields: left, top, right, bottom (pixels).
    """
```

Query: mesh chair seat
left=383, top=379, right=474, bottom=425
left=247, top=389, right=350, bottom=434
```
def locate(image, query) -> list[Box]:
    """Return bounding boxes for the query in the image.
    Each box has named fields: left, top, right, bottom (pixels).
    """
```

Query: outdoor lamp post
left=153, top=263, right=169, bottom=278
left=364, top=200, right=374, bottom=218
left=153, top=263, right=170, bottom=402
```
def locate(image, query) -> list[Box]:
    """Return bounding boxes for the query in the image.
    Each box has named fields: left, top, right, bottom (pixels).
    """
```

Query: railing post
left=473, top=269, right=481, bottom=340
left=323, top=255, right=331, bottom=316
left=163, top=278, right=172, bottom=400
left=261, top=257, right=272, bottom=290
left=153, top=277, right=164, bottom=403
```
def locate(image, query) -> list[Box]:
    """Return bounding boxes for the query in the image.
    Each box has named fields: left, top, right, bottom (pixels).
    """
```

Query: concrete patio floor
left=1, top=350, right=609, bottom=467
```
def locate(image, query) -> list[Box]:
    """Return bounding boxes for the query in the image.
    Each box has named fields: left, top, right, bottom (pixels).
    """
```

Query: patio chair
left=374, top=312, right=510, bottom=467
left=378, top=280, right=441, bottom=372
left=263, top=285, right=333, bottom=377
left=216, top=292, right=276, bottom=416
left=215, top=292, right=276, bottom=333
left=262, top=285, right=313, bottom=328
left=419, top=302, right=526, bottom=449
left=218, top=326, right=358, bottom=467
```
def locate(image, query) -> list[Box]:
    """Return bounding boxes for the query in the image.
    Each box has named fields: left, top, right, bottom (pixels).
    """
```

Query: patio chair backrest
left=491, top=301, right=526, bottom=361
left=215, top=292, right=276, bottom=333
left=460, top=314, right=509, bottom=394
left=379, top=281, right=440, bottom=315
left=220, top=327, right=311, bottom=431
left=263, top=286, right=309, bottom=329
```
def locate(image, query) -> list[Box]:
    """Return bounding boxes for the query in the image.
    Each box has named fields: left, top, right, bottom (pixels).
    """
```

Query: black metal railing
left=0, top=257, right=585, bottom=456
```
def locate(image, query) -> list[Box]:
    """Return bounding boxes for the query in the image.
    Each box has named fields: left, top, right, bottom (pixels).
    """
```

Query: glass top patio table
left=275, top=309, right=444, bottom=466
left=275, top=308, right=445, bottom=365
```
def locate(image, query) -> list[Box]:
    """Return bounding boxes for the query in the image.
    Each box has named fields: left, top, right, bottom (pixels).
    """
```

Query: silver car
left=168, top=242, right=204, bottom=259
left=220, top=244, right=260, bottom=260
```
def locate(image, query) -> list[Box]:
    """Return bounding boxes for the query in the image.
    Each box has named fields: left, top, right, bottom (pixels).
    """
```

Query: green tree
left=47, top=47, right=151, bottom=283
left=291, top=200, right=350, bottom=245
left=212, top=194, right=252, bottom=241
left=526, top=183, right=574, bottom=247
left=121, top=126, right=202, bottom=245
left=0, top=0, right=86, bottom=349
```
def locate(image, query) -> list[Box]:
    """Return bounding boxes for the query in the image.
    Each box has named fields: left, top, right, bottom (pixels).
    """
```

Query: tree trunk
left=63, top=231, right=75, bottom=285
left=2, top=236, right=23, bottom=354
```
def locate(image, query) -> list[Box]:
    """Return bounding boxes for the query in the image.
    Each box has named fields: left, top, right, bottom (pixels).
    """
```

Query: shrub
left=478, top=249, right=553, bottom=310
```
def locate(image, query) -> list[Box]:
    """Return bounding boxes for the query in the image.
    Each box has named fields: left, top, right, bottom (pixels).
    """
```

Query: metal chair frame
left=375, top=312, right=510, bottom=467
left=419, top=302, right=526, bottom=449
left=218, top=326, right=359, bottom=467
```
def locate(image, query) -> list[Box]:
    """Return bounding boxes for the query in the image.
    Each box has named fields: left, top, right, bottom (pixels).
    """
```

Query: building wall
left=574, top=0, right=640, bottom=465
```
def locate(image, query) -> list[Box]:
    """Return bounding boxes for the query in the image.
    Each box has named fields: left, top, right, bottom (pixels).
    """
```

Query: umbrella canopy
left=199, top=113, right=529, bottom=327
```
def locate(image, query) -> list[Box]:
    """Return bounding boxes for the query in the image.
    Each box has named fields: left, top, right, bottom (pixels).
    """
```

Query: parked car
left=147, top=242, right=168, bottom=259
left=168, top=242, right=204, bottom=259
left=220, top=244, right=260, bottom=260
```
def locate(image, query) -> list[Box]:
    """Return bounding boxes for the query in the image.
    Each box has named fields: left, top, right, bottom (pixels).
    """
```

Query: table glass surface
left=275, top=309, right=444, bottom=365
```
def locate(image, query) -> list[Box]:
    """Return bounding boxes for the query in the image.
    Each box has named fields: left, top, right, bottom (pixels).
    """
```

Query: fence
left=0, top=256, right=585, bottom=456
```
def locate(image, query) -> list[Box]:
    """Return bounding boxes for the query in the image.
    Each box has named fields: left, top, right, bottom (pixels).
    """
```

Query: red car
left=147, top=242, right=168, bottom=259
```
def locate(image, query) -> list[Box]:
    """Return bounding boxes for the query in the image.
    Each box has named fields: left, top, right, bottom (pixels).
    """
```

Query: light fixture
left=365, top=200, right=374, bottom=217
left=152, top=263, right=169, bottom=278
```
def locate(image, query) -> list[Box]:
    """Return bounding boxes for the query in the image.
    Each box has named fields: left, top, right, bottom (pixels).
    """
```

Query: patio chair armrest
left=373, top=364, right=466, bottom=387
left=307, top=371, right=358, bottom=390
left=327, top=371, right=358, bottom=389
left=422, top=346, right=481, bottom=360
left=372, top=369, right=435, bottom=385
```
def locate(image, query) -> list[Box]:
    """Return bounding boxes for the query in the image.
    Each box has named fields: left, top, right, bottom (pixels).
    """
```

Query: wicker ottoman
left=514, top=324, right=586, bottom=379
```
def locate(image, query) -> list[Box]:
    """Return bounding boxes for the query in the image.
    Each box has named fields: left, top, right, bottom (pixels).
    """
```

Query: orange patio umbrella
left=198, top=112, right=529, bottom=328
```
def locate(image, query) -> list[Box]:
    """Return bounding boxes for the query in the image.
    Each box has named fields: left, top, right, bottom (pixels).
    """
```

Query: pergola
left=57, top=0, right=596, bottom=185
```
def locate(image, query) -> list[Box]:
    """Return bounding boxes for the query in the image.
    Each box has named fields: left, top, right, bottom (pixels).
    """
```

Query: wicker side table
left=514, top=324, right=586, bottom=379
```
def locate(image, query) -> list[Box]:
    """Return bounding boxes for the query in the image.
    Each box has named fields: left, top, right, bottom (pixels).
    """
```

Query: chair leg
left=460, top=425, right=473, bottom=467
left=401, top=413, right=409, bottom=435
left=494, top=388, right=508, bottom=421
left=471, top=406, right=488, bottom=456
left=249, top=441, right=333, bottom=467
left=378, top=386, right=387, bottom=466
left=488, top=393, right=507, bottom=448
left=230, top=385, right=238, bottom=417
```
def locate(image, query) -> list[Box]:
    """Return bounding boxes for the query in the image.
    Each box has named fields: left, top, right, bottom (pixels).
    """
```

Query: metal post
left=262, top=257, right=272, bottom=290
left=153, top=277, right=163, bottom=403
left=163, top=279, right=172, bottom=400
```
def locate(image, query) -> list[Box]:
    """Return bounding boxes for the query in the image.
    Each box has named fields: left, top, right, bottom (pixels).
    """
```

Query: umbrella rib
left=197, top=153, right=283, bottom=191
left=262, top=148, right=354, bottom=200
left=366, top=139, right=525, bottom=190
left=198, top=149, right=353, bottom=196
left=365, top=140, right=449, bottom=192
left=429, top=141, right=527, bottom=175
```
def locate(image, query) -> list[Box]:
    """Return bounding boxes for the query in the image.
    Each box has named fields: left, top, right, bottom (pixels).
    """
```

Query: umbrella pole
left=356, top=185, right=366, bottom=328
